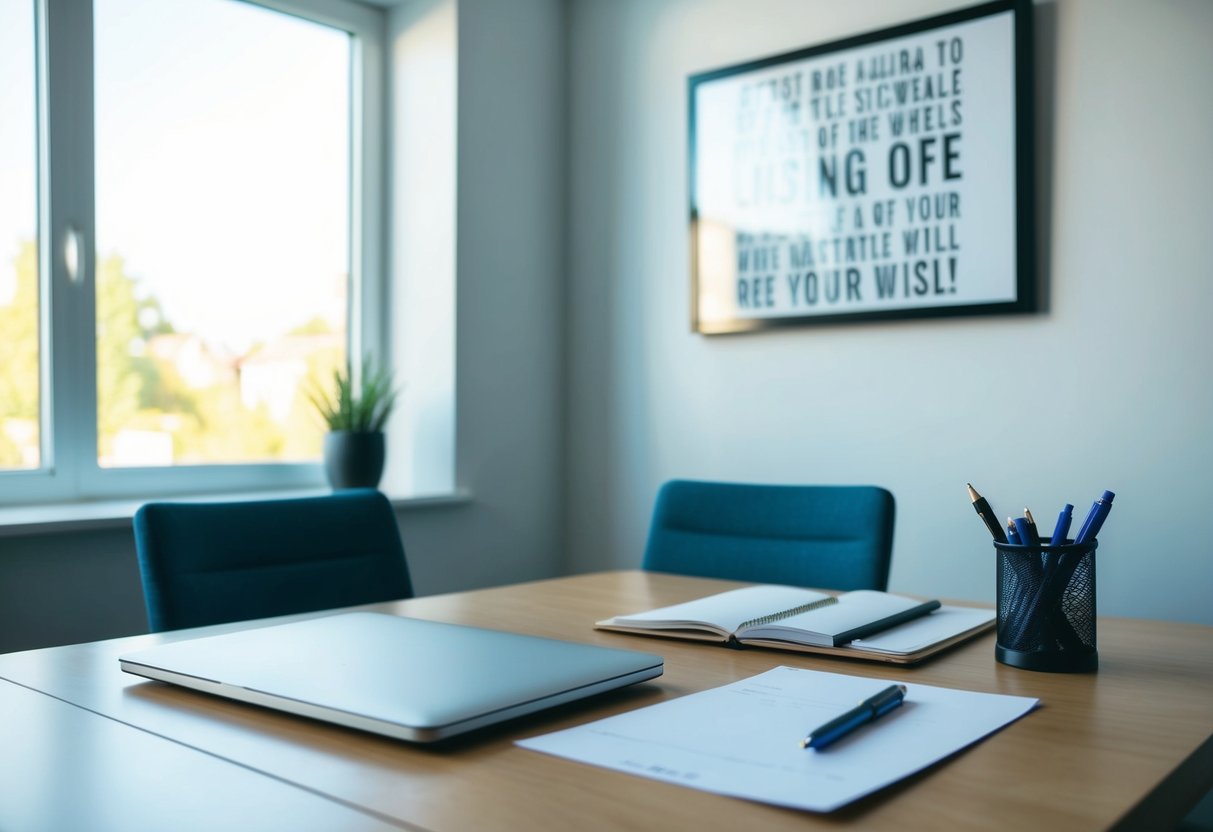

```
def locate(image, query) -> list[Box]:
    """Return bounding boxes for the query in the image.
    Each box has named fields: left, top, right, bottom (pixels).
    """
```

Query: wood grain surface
left=1, top=570, right=1210, bottom=831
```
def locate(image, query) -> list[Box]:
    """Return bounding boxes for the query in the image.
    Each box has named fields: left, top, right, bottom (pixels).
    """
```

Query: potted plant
left=310, top=355, right=399, bottom=490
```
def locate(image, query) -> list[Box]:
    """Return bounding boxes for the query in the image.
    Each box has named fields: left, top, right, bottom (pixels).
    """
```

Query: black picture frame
left=688, top=0, right=1034, bottom=334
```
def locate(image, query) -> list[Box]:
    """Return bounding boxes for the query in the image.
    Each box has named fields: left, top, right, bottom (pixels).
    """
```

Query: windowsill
left=0, top=488, right=472, bottom=538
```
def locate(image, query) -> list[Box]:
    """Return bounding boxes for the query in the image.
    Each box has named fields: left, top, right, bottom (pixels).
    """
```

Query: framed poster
left=689, top=0, right=1034, bottom=334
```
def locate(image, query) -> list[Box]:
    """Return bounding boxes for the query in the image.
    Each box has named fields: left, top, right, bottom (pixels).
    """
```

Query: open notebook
left=596, top=585, right=994, bottom=664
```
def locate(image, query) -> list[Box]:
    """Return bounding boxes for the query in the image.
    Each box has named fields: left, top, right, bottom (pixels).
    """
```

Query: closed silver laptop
left=119, top=612, right=663, bottom=742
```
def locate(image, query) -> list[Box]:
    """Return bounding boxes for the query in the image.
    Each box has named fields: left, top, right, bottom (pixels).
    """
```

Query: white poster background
left=694, top=11, right=1017, bottom=325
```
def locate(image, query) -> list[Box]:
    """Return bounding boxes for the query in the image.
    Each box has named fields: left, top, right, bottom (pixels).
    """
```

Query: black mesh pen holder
left=994, top=539, right=1098, bottom=673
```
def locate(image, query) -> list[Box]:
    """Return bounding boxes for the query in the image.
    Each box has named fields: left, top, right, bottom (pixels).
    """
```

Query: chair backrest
left=133, top=489, right=413, bottom=632
left=641, top=480, right=895, bottom=591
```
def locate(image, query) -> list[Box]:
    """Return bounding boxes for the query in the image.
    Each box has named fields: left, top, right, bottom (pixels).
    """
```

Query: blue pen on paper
left=1049, top=504, right=1074, bottom=546
left=801, top=684, right=907, bottom=750
left=1074, top=491, right=1115, bottom=543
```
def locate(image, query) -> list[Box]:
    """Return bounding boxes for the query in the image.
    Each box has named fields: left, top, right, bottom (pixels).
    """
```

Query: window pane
left=0, top=0, right=40, bottom=471
left=94, top=0, right=351, bottom=468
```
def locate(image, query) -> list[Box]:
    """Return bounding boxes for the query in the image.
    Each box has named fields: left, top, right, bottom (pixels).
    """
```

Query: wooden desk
left=1, top=571, right=1210, bottom=831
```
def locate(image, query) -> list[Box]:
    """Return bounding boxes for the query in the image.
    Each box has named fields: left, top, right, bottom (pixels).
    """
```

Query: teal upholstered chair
left=641, top=480, right=895, bottom=591
left=133, top=489, right=413, bottom=632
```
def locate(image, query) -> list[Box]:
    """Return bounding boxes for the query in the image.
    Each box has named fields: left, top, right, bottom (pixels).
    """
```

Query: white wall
left=351, top=0, right=571, bottom=594
left=564, top=0, right=1213, bottom=624
left=386, top=0, right=457, bottom=498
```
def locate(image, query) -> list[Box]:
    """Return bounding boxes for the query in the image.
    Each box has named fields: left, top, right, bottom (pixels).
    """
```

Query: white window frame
left=0, top=0, right=385, bottom=504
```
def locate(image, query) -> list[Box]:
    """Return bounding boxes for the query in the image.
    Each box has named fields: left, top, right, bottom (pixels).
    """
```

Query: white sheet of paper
left=849, top=606, right=996, bottom=655
left=517, top=666, right=1037, bottom=813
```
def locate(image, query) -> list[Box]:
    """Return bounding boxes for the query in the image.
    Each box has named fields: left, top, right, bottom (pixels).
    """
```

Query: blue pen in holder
left=994, top=538, right=1098, bottom=673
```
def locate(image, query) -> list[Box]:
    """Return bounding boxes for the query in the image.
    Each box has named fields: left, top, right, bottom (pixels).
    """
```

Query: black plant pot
left=324, top=431, right=386, bottom=490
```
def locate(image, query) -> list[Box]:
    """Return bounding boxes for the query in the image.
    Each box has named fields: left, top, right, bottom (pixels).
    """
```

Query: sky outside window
left=94, top=0, right=352, bottom=466
left=0, top=0, right=40, bottom=471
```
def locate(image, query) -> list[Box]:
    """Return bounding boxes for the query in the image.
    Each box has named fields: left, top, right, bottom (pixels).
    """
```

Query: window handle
left=64, top=224, right=85, bottom=283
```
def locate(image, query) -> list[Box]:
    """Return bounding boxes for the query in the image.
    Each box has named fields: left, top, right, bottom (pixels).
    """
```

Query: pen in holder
left=994, top=539, right=1098, bottom=673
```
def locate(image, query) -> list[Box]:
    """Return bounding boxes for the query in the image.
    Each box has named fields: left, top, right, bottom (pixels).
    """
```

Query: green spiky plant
left=310, top=355, right=399, bottom=433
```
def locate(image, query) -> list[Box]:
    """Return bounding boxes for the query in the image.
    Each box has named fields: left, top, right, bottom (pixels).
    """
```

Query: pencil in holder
left=994, top=539, right=1098, bottom=673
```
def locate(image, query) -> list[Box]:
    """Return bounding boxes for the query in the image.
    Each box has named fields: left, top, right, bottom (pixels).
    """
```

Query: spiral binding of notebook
left=737, top=596, right=838, bottom=630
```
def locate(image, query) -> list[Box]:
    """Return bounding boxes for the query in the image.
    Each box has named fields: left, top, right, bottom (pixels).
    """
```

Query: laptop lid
left=119, top=612, right=663, bottom=742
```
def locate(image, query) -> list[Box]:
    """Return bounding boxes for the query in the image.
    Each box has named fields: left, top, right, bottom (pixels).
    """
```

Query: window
left=0, top=0, right=384, bottom=502
left=0, top=0, right=40, bottom=471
